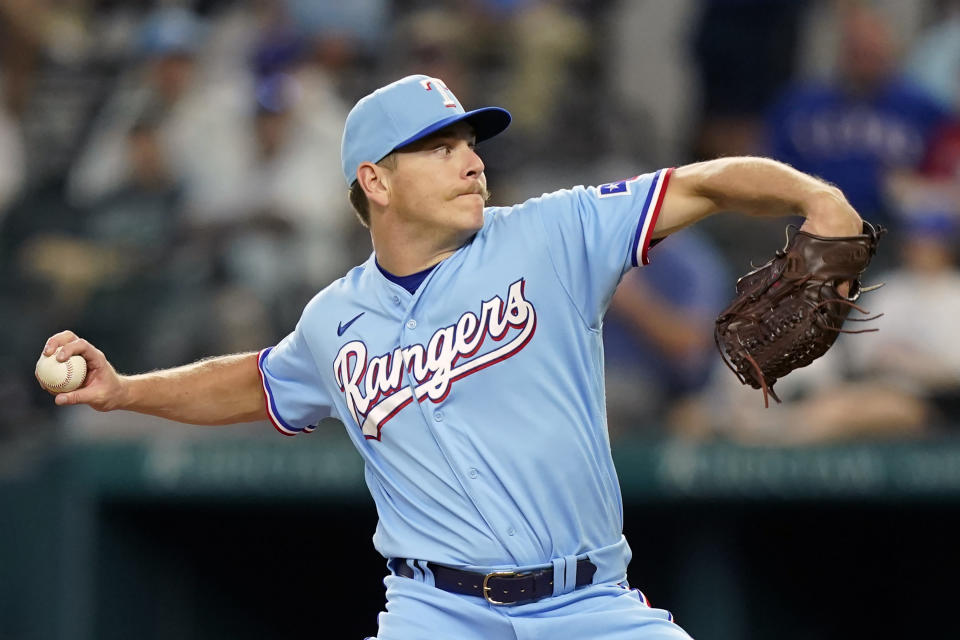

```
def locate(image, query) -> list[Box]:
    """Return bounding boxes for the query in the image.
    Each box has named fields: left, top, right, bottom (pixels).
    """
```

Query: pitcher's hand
left=40, top=331, right=127, bottom=411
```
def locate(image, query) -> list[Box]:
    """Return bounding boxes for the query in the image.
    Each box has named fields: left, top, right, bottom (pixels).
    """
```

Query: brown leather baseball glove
left=715, top=221, right=886, bottom=406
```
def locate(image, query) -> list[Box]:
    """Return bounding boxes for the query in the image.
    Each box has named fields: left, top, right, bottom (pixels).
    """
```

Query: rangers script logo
left=334, top=279, right=536, bottom=439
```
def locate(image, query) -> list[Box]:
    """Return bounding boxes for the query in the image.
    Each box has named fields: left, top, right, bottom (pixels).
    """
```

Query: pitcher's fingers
left=54, top=386, right=96, bottom=406
left=42, top=330, right=80, bottom=356
left=55, top=391, right=78, bottom=406
left=53, top=338, right=104, bottom=365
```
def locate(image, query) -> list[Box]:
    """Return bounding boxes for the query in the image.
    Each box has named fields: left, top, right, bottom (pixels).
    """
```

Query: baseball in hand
left=35, top=348, right=87, bottom=394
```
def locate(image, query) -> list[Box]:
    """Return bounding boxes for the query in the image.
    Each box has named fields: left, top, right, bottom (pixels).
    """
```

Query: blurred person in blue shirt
left=603, top=228, right=730, bottom=437
left=765, top=3, right=948, bottom=230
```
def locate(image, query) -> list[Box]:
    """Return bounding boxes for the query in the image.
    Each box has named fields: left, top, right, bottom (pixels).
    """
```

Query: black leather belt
left=395, top=558, right=597, bottom=605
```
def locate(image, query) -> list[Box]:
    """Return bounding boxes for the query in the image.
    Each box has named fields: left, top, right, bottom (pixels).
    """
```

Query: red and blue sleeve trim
left=635, top=588, right=650, bottom=606
left=257, top=347, right=317, bottom=437
left=630, top=167, right=673, bottom=267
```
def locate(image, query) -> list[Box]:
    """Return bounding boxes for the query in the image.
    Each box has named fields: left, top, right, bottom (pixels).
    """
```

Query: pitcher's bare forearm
left=655, top=157, right=862, bottom=238
left=41, top=331, right=267, bottom=425
left=119, top=353, right=267, bottom=425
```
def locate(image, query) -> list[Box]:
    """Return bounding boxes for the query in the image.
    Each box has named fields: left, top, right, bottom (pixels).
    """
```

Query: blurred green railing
left=4, top=431, right=960, bottom=640
left=55, top=432, right=960, bottom=501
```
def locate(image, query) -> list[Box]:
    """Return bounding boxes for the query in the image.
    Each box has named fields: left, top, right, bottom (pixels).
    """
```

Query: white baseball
left=35, top=348, right=87, bottom=394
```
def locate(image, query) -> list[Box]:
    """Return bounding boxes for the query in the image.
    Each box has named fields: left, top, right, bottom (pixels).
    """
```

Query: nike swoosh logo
left=337, top=312, right=365, bottom=336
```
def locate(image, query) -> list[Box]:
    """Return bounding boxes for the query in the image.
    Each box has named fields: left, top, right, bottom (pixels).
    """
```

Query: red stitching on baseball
left=45, top=357, right=74, bottom=390
left=62, top=359, right=73, bottom=388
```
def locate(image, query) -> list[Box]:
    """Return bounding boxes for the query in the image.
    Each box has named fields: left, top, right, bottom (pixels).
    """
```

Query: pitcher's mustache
left=461, top=184, right=491, bottom=201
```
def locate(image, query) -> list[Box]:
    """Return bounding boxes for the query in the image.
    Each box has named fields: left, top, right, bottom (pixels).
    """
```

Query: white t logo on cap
left=420, top=78, right=458, bottom=108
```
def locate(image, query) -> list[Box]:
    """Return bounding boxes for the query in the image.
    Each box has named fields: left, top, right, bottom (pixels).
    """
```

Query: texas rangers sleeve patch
left=597, top=179, right=633, bottom=198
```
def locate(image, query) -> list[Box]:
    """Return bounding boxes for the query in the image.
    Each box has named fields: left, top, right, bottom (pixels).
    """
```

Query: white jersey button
left=507, top=527, right=516, bottom=536
left=392, top=296, right=400, bottom=305
left=468, top=468, right=479, bottom=479
left=406, top=319, right=417, bottom=329
left=433, top=411, right=444, bottom=422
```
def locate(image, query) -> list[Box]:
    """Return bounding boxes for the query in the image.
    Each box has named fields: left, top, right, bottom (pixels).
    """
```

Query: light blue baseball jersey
left=258, top=168, right=673, bottom=571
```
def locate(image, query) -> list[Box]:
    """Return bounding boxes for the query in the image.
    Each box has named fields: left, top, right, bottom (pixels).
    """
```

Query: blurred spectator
left=243, top=0, right=385, bottom=104
left=499, top=1, right=592, bottom=145
left=603, top=228, right=730, bottom=437
left=884, top=125, right=960, bottom=235
left=765, top=3, right=948, bottom=231
left=4, top=0, right=958, bottom=442
left=904, top=0, right=960, bottom=113
left=0, top=93, right=24, bottom=224
left=247, top=6, right=352, bottom=170
left=0, top=2, right=31, bottom=221
left=0, top=0, right=127, bottom=188
left=84, top=115, right=184, bottom=266
left=284, top=0, right=388, bottom=53
left=672, top=346, right=930, bottom=446
left=671, top=213, right=960, bottom=446
left=67, top=6, right=254, bottom=219
left=61, top=4, right=361, bottom=368
left=454, top=1, right=600, bottom=185
left=211, top=71, right=356, bottom=323
left=847, top=212, right=960, bottom=400
left=605, top=0, right=699, bottom=169
left=919, top=120, right=960, bottom=181
left=881, top=1, right=960, bottom=248
left=0, top=0, right=43, bottom=118
left=797, top=0, right=933, bottom=83
left=478, top=1, right=622, bottom=204
left=691, top=0, right=810, bottom=160
left=388, top=7, right=474, bottom=98
left=14, top=115, right=188, bottom=371
left=906, top=3, right=960, bottom=186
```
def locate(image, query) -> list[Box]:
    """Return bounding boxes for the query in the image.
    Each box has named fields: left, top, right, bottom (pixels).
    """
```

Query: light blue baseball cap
left=341, top=74, right=511, bottom=186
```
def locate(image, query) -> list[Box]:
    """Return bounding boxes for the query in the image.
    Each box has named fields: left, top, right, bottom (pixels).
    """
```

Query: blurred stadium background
left=2, top=0, right=960, bottom=638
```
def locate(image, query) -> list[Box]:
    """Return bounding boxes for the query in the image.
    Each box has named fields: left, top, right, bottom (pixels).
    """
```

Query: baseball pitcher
left=41, top=75, right=879, bottom=639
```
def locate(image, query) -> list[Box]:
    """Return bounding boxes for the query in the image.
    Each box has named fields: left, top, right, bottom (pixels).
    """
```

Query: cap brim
left=393, top=106, right=511, bottom=152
